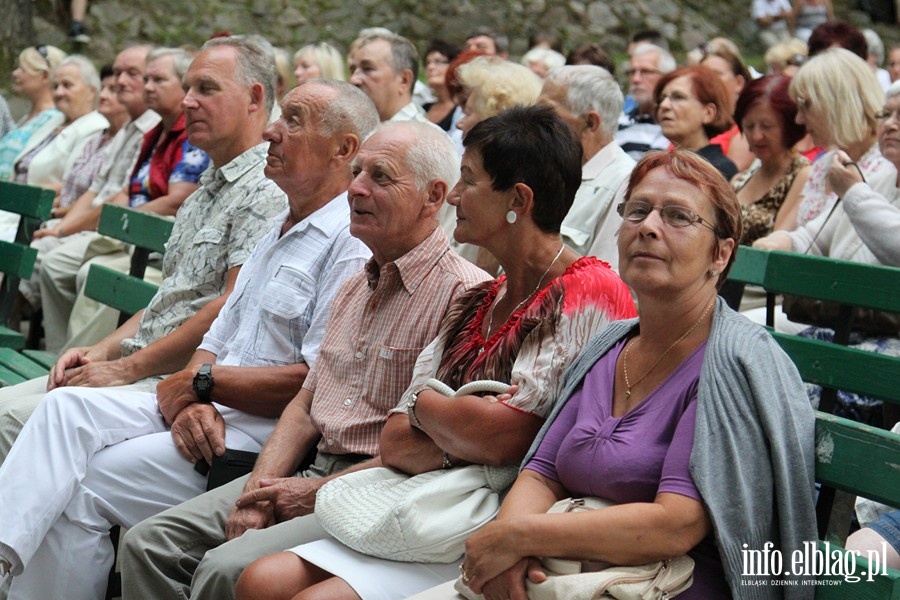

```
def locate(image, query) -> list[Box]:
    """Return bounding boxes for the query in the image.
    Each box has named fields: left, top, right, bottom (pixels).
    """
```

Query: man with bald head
left=120, top=120, right=489, bottom=600
left=0, top=54, right=384, bottom=598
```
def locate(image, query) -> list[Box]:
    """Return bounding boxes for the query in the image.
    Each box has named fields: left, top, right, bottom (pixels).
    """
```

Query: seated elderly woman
left=13, top=64, right=131, bottom=329
left=452, top=150, right=816, bottom=600
left=653, top=66, right=738, bottom=180
left=234, top=106, right=637, bottom=600
left=754, top=80, right=900, bottom=424
left=455, top=56, right=542, bottom=137
left=732, top=75, right=811, bottom=244
left=451, top=56, right=543, bottom=274
left=12, top=55, right=107, bottom=189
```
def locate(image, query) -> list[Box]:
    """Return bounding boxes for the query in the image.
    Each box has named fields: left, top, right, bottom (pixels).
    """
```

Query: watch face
left=195, top=376, right=212, bottom=392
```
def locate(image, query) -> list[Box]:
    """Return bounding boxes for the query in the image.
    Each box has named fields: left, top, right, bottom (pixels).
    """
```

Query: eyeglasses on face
left=617, top=201, right=721, bottom=235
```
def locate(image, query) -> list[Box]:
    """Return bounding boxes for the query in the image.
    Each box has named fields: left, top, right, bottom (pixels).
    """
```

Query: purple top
left=525, top=338, right=730, bottom=599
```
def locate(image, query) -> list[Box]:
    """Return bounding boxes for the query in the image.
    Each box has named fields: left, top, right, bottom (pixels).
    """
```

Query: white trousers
left=0, top=386, right=276, bottom=600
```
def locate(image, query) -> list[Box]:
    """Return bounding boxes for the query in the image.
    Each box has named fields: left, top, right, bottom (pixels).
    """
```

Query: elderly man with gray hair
left=118, top=120, right=489, bottom=600
left=540, top=65, right=635, bottom=269
left=615, top=43, right=676, bottom=160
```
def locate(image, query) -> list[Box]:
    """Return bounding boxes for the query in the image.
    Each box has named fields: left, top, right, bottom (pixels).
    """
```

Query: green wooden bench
left=0, top=181, right=54, bottom=349
left=728, top=248, right=900, bottom=598
left=84, top=204, right=174, bottom=327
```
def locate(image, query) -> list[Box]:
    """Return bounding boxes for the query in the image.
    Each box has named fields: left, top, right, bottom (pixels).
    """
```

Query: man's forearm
left=246, top=390, right=321, bottom=488
left=204, top=363, right=309, bottom=418
left=118, top=291, right=231, bottom=381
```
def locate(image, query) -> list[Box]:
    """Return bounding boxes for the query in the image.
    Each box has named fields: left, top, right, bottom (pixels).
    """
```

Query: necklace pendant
left=624, top=389, right=631, bottom=400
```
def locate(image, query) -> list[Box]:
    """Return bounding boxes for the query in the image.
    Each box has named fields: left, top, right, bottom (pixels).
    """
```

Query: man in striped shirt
left=120, top=120, right=490, bottom=599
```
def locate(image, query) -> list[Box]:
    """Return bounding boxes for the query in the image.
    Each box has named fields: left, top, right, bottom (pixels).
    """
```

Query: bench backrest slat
left=0, top=181, right=54, bottom=220
left=97, top=204, right=174, bottom=254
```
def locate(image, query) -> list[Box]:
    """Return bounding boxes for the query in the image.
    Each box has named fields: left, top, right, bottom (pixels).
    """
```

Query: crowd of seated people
left=0, top=17, right=897, bottom=600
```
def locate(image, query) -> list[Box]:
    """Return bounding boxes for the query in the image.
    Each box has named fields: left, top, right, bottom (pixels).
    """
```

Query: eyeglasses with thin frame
left=34, top=45, right=51, bottom=71
left=617, top=201, right=722, bottom=236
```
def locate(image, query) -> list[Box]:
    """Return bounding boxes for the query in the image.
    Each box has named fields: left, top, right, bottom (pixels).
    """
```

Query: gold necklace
left=486, top=244, right=565, bottom=339
left=622, top=298, right=716, bottom=401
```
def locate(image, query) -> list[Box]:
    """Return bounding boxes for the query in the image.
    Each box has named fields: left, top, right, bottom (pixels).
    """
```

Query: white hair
left=545, top=65, right=622, bottom=138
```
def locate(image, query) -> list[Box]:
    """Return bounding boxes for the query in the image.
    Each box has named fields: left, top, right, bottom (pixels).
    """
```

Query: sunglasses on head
left=34, top=45, right=51, bottom=71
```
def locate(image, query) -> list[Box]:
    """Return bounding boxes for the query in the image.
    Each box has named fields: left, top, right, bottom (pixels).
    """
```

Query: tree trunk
left=1, top=0, right=36, bottom=81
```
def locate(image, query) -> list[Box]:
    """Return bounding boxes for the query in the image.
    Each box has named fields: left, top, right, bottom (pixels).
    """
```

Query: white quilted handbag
left=314, top=379, right=517, bottom=564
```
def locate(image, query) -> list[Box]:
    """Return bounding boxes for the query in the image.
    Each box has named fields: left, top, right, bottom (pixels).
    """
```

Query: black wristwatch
left=192, top=364, right=214, bottom=403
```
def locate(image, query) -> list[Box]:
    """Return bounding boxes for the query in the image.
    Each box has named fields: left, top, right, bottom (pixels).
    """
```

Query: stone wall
left=4, top=0, right=898, bottom=116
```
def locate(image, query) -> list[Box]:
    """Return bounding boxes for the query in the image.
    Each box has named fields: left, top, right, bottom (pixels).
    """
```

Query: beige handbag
left=455, top=497, right=695, bottom=600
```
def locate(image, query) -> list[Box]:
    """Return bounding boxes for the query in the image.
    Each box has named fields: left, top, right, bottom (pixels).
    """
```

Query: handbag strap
left=425, top=378, right=510, bottom=397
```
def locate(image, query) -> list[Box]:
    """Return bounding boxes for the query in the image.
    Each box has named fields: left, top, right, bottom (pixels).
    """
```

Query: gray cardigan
left=523, top=298, right=818, bottom=599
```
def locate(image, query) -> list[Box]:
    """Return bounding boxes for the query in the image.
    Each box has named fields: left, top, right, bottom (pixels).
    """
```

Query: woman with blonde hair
left=293, top=42, right=345, bottom=84
left=453, top=56, right=543, bottom=274
left=455, top=56, right=542, bottom=137
left=789, top=47, right=890, bottom=226
left=0, top=45, right=67, bottom=180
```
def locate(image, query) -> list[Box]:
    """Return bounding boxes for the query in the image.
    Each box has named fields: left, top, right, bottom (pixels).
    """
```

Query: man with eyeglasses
left=615, top=44, right=676, bottom=161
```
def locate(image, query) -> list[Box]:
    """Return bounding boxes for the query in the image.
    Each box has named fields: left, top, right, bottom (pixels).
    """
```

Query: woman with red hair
left=654, top=66, right=738, bottom=179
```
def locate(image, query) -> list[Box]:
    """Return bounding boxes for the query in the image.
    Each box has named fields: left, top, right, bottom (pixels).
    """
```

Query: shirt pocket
left=371, top=345, right=424, bottom=409
left=165, top=226, right=225, bottom=287
left=255, top=265, right=316, bottom=364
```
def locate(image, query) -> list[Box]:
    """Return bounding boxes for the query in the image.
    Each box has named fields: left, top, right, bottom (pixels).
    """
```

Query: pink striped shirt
left=306, top=226, right=490, bottom=456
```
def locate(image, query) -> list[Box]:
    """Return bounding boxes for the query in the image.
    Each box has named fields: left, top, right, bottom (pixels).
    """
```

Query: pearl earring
left=710, top=269, right=719, bottom=277
left=506, top=210, right=517, bottom=224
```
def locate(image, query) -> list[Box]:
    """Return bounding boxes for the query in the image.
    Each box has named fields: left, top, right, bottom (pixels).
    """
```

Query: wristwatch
left=407, top=387, right=425, bottom=430
left=192, top=364, right=214, bottom=403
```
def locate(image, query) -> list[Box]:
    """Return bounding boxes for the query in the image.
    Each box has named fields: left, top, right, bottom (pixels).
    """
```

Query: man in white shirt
left=0, top=73, right=380, bottom=600
left=540, top=65, right=636, bottom=269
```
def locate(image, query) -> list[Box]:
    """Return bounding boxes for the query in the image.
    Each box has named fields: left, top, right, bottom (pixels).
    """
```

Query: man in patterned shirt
left=0, top=36, right=286, bottom=464
left=119, top=120, right=490, bottom=600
